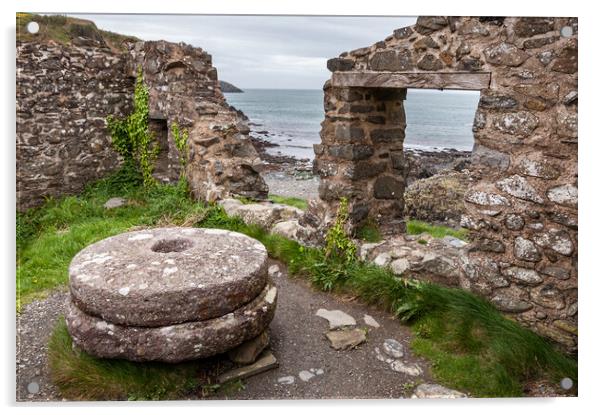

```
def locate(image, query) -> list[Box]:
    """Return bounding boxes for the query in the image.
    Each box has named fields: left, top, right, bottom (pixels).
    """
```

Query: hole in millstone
left=151, top=238, right=193, bottom=253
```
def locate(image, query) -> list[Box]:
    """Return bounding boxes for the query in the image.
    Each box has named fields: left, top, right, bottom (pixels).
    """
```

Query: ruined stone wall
left=16, top=41, right=134, bottom=210
left=317, top=17, right=578, bottom=350
left=17, top=38, right=267, bottom=210
left=127, top=41, right=267, bottom=201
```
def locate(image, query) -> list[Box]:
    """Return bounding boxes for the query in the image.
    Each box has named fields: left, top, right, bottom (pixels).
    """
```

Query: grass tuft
left=48, top=319, right=201, bottom=400
left=268, top=194, right=308, bottom=210
left=406, top=219, right=469, bottom=241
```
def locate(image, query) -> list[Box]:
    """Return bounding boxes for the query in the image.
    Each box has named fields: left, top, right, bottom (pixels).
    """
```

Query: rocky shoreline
left=247, top=125, right=472, bottom=202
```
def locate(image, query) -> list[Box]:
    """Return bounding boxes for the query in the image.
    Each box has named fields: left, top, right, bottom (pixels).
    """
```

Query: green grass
left=16, top=172, right=207, bottom=308
left=406, top=219, right=469, bottom=241
left=21, top=172, right=576, bottom=399
left=268, top=194, right=308, bottom=210
left=355, top=220, right=382, bottom=243
left=49, top=319, right=202, bottom=400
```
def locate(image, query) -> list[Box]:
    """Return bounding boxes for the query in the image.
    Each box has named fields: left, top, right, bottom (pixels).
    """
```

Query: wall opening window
left=403, top=89, right=480, bottom=228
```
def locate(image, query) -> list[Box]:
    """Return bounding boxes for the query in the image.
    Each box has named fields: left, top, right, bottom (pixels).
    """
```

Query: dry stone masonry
left=65, top=227, right=277, bottom=362
left=17, top=32, right=267, bottom=210
left=315, top=16, right=578, bottom=350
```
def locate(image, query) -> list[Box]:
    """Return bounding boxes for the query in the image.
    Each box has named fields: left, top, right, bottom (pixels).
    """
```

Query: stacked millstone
left=65, top=227, right=277, bottom=363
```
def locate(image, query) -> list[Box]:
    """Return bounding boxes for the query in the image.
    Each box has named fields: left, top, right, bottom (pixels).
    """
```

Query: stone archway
left=315, top=16, right=578, bottom=350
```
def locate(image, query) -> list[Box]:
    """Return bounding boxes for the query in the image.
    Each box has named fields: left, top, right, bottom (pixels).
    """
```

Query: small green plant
left=106, top=67, right=159, bottom=188
left=171, top=121, right=190, bottom=192
left=171, top=122, right=189, bottom=174
left=324, top=197, right=357, bottom=264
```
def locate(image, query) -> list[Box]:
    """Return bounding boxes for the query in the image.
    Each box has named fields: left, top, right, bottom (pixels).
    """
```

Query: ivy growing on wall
left=171, top=121, right=189, bottom=191
left=106, top=67, right=159, bottom=188
left=324, top=197, right=357, bottom=264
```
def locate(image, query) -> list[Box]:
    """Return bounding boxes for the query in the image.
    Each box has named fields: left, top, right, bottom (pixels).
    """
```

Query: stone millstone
left=68, top=227, right=268, bottom=327
left=65, top=282, right=278, bottom=363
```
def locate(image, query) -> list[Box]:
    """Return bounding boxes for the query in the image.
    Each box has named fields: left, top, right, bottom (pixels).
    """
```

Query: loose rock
left=316, top=309, right=356, bottom=329
left=326, top=329, right=367, bottom=350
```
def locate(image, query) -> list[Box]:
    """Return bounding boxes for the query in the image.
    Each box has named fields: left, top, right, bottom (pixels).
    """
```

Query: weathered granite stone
left=514, top=236, right=542, bottom=262
left=491, top=112, right=539, bottom=137
left=390, top=361, right=423, bottom=376
left=382, top=339, right=404, bottom=358
left=66, top=281, right=277, bottom=363
left=491, top=293, right=533, bottom=313
left=363, top=314, right=380, bottom=328
left=368, top=50, right=413, bottom=71
left=531, top=284, right=565, bottom=309
left=532, top=229, right=574, bottom=256
left=219, top=199, right=304, bottom=230
left=541, top=266, right=570, bottom=280
left=69, top=227, right=268, bottom=326
left=483, top=42, right=529, bottom=66
left=552, top=42, right=578, bottom=74
left=547, top=184, right=578, bottom=207
left=390, top=258, right=410, bottom=275
left=412, top=383, right=467, bottom=399
left=326, top=329, right=366, bottom=350
left=478, top=95, right=518, bottom=109
left=471, top=145, right=510, bottom=171
left=496, top=175, right=544, bottom=203
left=518, top=157, right=561, bottom=180
left=417, top=54, right=444, bottom=71
left=503, top=267, right=543, bottom=285
left=505, top=214, right=525, bottom=230
left=413, top=36, right=440, bottom=51
left=316, top=309, right=356, bottom=329
left=104, top=197, right=127, bottom=209
left=415, top=16, right=449, bottom=34
left=523, top=36, right=559, bottom=49
left=514, top=18, right=555, bottom=37
left=465, top=190, right=510, bottom=206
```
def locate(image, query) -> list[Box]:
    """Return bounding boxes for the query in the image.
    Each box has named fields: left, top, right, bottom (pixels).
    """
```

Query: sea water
left=225, top=88, right=480, bottom=160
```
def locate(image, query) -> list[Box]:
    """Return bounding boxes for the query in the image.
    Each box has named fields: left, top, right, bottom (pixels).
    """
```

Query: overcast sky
left=70, top=14, right=417, bottom=89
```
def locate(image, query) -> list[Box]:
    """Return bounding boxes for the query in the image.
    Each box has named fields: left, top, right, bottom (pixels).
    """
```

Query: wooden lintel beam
left=332, top=71, right=491, bottom=91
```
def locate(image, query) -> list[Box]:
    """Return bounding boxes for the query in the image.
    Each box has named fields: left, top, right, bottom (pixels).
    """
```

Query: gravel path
left=17, top=289, right=68, bottom=401
left=221, top=259, right=433, bottom=399
left=16, top=259, right=433, bottom=401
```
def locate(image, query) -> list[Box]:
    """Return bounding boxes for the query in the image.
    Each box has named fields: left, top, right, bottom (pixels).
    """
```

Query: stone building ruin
left=316, top=16, right=578, bottom=350
left=16, top=16, right=578, bottom=351
left=17, top=33, right=267, bottom=210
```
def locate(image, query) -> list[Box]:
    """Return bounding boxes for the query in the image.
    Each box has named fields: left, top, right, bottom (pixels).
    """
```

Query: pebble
left=277, top=376, right=295, bottom=385
left=363, top=314, right=380, bottom=328
left=383, top=339, right=404, bottom=359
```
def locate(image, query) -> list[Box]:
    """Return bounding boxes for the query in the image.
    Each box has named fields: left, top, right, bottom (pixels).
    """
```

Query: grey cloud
left=65, top=14, right=416, bottom=89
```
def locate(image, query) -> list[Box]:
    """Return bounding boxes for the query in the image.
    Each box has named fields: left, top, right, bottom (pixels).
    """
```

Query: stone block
left=373, top=175, right=404, bottom=199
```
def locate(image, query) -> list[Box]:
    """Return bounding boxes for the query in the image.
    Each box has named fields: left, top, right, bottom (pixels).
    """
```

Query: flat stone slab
left=326, top=329, right=366, bottom=350
left=66, top=282, right=278, bottom=363
left=217, top=351, right=278, bottom=384
left=69, top=227, right=268, bottom=326
left=411, top=383, right=467, bottom=399
left=316, top=309, right=356, bottom=329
